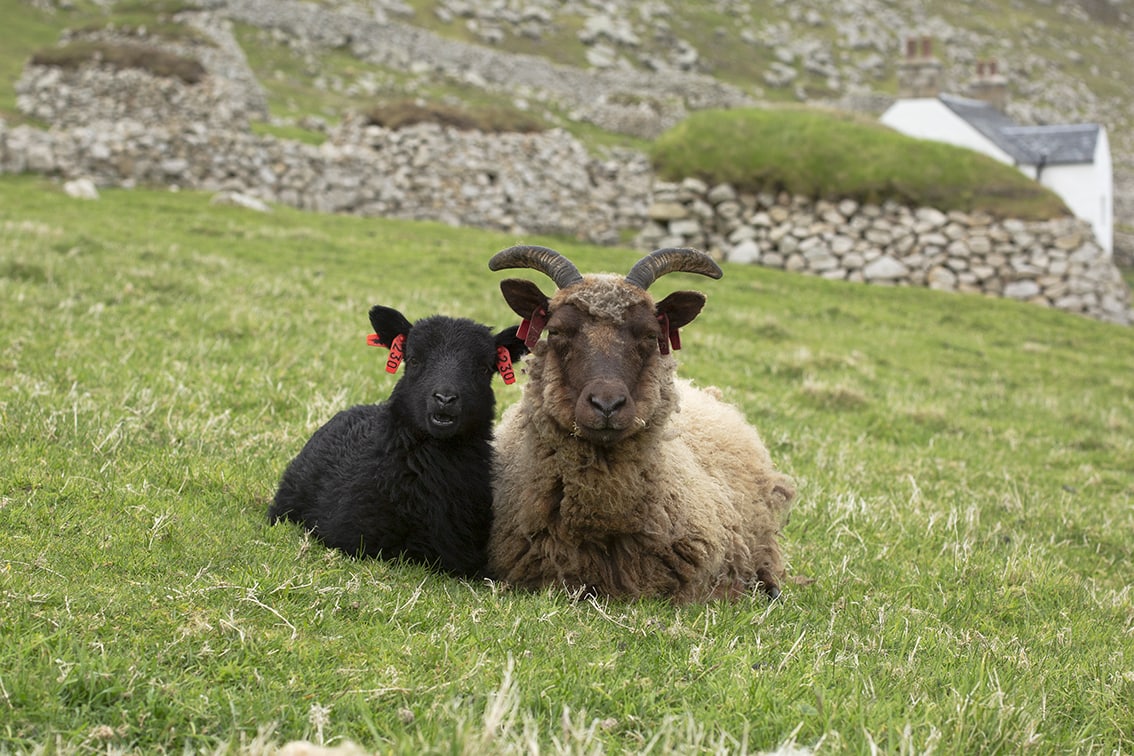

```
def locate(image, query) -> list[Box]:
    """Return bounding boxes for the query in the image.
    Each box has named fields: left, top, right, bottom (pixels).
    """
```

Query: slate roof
left=938, top=93, right=1100, bottom=165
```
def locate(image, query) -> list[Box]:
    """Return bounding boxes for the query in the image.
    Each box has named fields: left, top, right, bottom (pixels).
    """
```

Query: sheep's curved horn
left=625, top=247, right=723, bottom=290
left=489, top=245, right=583, bottom=289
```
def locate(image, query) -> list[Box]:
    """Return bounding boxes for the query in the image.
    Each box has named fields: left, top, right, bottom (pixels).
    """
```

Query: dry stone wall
left=637, top=179, right=1132, bottom=325
left=16, top=24, right=267, bottom=132
left=0, top=113, right=650, bottom=245
left=16, top=65, right=259, bottom=133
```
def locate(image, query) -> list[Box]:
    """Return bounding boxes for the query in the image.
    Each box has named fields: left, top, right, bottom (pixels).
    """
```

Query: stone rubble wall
left=637, top=179, right=1132, bottom=325
left=0, top=114, right=650, bottom=245
left=16, top=65, right=259, bottom=133
left=16, top=23, right=268, bottom=132
left=191, top=0, right=1132, bottom=249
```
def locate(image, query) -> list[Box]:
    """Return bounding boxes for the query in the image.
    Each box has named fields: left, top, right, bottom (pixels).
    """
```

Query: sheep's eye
left=636, top=331, right=658, bottom=348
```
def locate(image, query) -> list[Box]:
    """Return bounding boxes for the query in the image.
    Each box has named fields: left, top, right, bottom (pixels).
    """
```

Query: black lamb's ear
left=495, top=324, right=529, bottom=364
left=368, top=305, right=413, bottom=347
left=492, top=324, right=527, bottom=385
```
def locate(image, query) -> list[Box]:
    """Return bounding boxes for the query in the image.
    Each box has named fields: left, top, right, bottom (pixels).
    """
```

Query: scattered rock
left=211, top=191, right=272, bottom=212
left=63, top=177, right=99, bottom=199
left=863, top=255, right=908, bottom=281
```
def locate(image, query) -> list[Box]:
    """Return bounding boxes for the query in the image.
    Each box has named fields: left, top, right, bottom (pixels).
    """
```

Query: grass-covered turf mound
left=363, top=98, right=547, bottom=134
left=650, top=107, right=1071, bottom=220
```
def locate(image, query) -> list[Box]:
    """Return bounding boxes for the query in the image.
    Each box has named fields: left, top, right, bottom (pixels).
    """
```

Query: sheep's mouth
left=428, top=412, right=459, bottom=431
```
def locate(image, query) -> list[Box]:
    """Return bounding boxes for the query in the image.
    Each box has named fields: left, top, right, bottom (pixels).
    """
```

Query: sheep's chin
left=572, top=423, right=638, bottom=447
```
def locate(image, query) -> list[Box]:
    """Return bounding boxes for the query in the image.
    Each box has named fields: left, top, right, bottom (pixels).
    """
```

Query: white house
left=880, top=41, right=1113, bottom=255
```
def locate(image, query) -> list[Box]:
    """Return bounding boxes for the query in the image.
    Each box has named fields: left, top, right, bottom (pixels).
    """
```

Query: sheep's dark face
left=492, top=246, right=719, bottom=448
left=400, top=318, right=499, bottom=439
left=502, top=276, right=705, bottom=447
left=543, top=282, right=665, bottom=445
left=370, top=309, right=525, bottom=441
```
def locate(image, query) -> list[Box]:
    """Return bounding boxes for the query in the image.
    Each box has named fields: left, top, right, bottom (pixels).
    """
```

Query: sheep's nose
left=433, top=392, right=458, bottom=407
left=588, top=393, right=626, bottom=418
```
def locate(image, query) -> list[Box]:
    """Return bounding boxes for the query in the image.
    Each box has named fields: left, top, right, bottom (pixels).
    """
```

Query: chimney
left=967, top=58, right=1008, bottom=110
left=898, top=35, right=942, bottom=98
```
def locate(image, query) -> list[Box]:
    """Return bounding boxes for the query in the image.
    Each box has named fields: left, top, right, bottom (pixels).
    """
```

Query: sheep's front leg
left=751, top=541, right=784, bottom=600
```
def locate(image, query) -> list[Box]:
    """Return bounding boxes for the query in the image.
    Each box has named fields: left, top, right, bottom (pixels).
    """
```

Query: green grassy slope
left=1, top=176, right=1132, bottom=753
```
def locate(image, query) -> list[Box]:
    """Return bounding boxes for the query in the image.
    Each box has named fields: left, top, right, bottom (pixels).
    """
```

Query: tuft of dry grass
left=30, top=40, right=206, bottom=84
left=362, top=98, right=546, bottom=134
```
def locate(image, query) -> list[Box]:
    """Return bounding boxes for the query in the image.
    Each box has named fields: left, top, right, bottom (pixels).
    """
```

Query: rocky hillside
left=5, top=0, right=1131, bottom=322
left=186, top=0, right=1134, bottom=257
left=7, top=0, right=1134, bottom=261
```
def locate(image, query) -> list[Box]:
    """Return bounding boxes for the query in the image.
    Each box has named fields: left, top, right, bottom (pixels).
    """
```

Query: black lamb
left=269, top=304, right=526, bottom=577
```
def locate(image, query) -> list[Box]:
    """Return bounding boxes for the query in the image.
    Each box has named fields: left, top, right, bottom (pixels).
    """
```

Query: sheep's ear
left=493, top=325, right=529, bottom=384
left=495, top=325, right=529, bottom=363
left=654, top=291, right=707, bottom=354
left=499, top=279, right=549, bottom=319
left=368, top=305, right=413, bottom=373
left=500, top=279, right=551, bottom=349
left=368, top=305, right=413, bottom=345
left=655, top=291, right=706, bottom=328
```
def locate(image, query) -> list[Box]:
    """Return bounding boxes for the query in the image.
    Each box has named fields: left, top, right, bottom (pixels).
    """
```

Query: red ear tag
left=496, top=345, right=516, bottom=384
left=385, top=333, right=406, bottom=374
left=367, top=333, right=387, bottom=347
left=669, top=327, right=682, bottom=351
left=656, top=313, right=671, bottom=355
left=522, top=307, right=548, bottom=349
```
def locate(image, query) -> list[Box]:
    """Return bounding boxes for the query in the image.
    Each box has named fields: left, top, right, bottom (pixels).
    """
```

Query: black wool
left=269, top=308, right=526, bottom=577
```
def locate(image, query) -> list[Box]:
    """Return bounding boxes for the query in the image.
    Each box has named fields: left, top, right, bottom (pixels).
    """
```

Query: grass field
left=1, top=174, right=1133, bottom=753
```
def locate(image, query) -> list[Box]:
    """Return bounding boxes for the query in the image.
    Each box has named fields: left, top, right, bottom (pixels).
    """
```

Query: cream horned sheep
left=487, top=245, right=794, bottom=603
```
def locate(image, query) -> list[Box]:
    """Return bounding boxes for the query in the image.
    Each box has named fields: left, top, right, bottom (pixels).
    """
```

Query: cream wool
left=487, top=247, right=794, bottom=603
